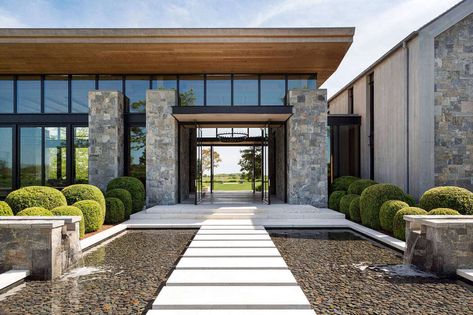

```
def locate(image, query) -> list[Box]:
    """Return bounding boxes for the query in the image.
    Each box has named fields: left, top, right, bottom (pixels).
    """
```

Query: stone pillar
left=286, top=89, right=328, bottom=207
left=88, top=91, right=125, bottom=191
left=146, top=90, right=179, bottom=206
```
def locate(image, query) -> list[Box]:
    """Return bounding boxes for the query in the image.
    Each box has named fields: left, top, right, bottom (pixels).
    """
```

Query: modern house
left=0, top=27, right=356, bottom=207
left=328, top=0, right=473, bottom=198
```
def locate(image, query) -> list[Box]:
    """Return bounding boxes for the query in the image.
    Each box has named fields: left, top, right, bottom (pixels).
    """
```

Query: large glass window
left=261, top=75, right=285, bottom=106
left=233, top=75, right=258, bottom=106
left=72, top=75, right=95, bottom=113
left=44, top=75, right=68, bottom=113
left=98, top=75, right=123, bottom=92
left=20, top=127, right=42, bottom=186
left=129, top=127, right=146, bottom=184
left=126, top=76, right=149, bottom=113
left=287, top=74, right=316, bottom=90
left=0, top=128, right=13, bottom=192
left=179, top=75, right=204, bottom=106
left=17, top=76, right=41, bottom=113
left=74, top=127, right=89, bottom=184
left=152, top=75, right=177, bottom=91
left=45, top=127, right=67, bottom=187
left=0, top=76, right=14, bottom=113
left=206, top=75, right=231, bottom=106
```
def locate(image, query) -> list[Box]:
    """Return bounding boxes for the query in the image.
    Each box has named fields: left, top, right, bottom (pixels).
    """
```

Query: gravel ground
left=0, top=229, right=196, bottom=315
left=270, top=229, right=473, bottom=315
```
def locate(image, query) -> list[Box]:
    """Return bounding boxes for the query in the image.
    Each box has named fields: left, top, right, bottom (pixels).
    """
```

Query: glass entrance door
left=262, top=126, right=270, bottom=204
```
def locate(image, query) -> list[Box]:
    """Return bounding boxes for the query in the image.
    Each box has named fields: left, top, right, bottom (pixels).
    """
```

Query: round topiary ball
left=62, top=184, right=106, bottom=223
left=0, top=201, right=13, bottom=216
left=329, top=191, right=346, bottom=211
left=105, top=197, right=125, bottom=224
left=360, top=183, right=405, bottom=229
left=347, top=179, right=377, bottom=195
left=331, top=176, right=359, bottom=192
left=339, top=194, right=359, bottom=216
left=105, top=188, right=132, bottom=219
left=16, top=207, right=53, bottom=216
left=72, top=200, right=102, bottom=233
left=419, top=186, right=473, bottom=215
left=428, top=208, right=461, bottom=215
left=379, top=200, right=409, bottom=232
left=6, top=186, right=67, bottom=214
left=393, top=207, right=427, bottom=240
left=51, top=205, right=85, bottom=238
left=349, top=196, right=361, bottom=222
left=107, top=177, right=145, bottom=213
left=403, top=194, right=417, bottom=206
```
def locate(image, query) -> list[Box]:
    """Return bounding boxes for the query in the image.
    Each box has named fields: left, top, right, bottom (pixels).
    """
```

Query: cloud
left=0, top=8, right=26, bottom=27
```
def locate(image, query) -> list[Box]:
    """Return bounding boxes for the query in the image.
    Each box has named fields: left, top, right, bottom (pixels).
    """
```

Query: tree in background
left=238, top=147, right=261, bottom=181
left=201, top=148, right=222, bottom=174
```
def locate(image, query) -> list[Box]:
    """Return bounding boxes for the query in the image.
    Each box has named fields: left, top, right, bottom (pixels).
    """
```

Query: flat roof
left=0, top=27, right=354, bottom=84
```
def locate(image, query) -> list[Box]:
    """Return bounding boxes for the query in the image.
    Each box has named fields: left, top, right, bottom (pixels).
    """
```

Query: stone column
left=146, top=90, right=179, bottom=206
left=286, top=89, right=328, bottom=207
left=88, top=91, right=124, bottom=191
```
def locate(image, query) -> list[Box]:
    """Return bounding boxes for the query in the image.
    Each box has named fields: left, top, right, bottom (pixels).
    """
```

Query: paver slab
left=200, top=225, right=265, bottom=230
left=182, top=247, right=281, bottom=257
left=175, top=257, right=288, bottom=269
left=193, top=234, right=271, bottom=240
left=188, top=240, right=275, bottom=248
left=197, top=229, right=268, bottom=235
left=148, top=310, right=316, bottom=314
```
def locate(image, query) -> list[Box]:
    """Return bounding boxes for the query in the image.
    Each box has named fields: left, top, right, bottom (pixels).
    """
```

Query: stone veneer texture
left=434, top=13, right=473, bottom=190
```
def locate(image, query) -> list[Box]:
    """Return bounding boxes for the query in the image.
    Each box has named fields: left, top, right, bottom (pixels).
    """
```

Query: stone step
left=166, top=269, right=298, bottom=286
left=175, top=257, right=288, bottom=269
left=132, top=212, right=342, bottom=220
left=189, top=240, right=275, bottom=248
left=200, top=224, right=264, bottom=229
left=147, top=309, right=316, bottom=314
left=196, top=229, right=268, bottom=235
left=152, top=286, right=312, bottom=310
left=193, top=234, right=271, bottom=240
left=183, top=247, right=281, bottom=257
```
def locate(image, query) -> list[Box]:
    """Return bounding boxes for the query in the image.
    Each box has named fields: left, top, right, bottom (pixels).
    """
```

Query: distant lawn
left=204, top=181, right=261, bottom=191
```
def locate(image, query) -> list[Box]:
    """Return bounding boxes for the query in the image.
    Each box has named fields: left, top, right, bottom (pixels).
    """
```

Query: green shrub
left=339, top=194, right=359, bottom=215
left=331, top=176, right=359, bottom=192
left=72, top=200, right=102, bottom=233
left=347, top=179, right=377, bottom=195
left=393, top=207, right=427, bottom=240
left=419, top=186, right=473, bottom=215
left=379, top=200, right=409, bottom=232
left=349, top=196, right=361, bottom=222
left=62, top=184, right=106, bottom=222
left=329, top=191, right=346, bottom=211
left=6, top=186, right=67, bottom=214
left=16, top=207, right=53, bottom=216
left=105, top=197, right=125, bottom=224
left=403, top=194, right=417, bottom=206
left=0, top=201, right=13, bottom=216
left=51, top=205, right=85, bottom=238
left=428, top=208, right=461, bottom=215
left=105, top=189, right=132, bottom=219
left=107, top=177, right=145, bottom=213
left=360, top=183, right=405, bottom=229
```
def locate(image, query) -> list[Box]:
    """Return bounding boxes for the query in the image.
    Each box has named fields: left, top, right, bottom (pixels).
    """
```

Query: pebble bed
left=0, top=229, right=196, bottom=314
left=270, top=229, right=473, bottom=315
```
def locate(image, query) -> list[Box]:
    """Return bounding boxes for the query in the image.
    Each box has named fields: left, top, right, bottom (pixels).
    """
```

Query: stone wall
left=88, top=91, right=125, bottom=191
left=146, top=90, right=179, bottom=206
left=274, top=126, right=286, bottom=201
left=434, top=13, right=473, bottom=190
left=286, top=89, right=328, bottom=207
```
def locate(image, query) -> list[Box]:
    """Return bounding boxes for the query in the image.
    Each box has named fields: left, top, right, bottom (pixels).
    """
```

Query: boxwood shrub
left=419, top=186, right=473, bottom=215
left=379, top=200, right=409, bottom=232
left=403, top=194, right=417, bottom=206
left=360, top=183, right=405, bottom=229
left=62, top=184, right=106, bottom=222
left=6, top=186, right=67, bottom=214
left=339, top=194, right=359, bottom=216
left=105, top=188, right=132, bottom=219
left=16, top=207, right=53, bottom=216
left=393, top=207, right=427, bottom=240
left=331, top=176, right=359, bottom=192
left=73, top=200, right=102, bottom=233
left=349, top=196, right=361, bottom=222
left=51, top=205, right=85, bottom=238
left=0, top=201, right=13, bottom=216
left=347, top=179, right=377, bottom=195
left=328, top=191, right=346, bottom=211
left=428, top=208, right=461, bottom=215
left=105, top=197, right=125, bottom=224
left=107, top=176, right=145, bottom=213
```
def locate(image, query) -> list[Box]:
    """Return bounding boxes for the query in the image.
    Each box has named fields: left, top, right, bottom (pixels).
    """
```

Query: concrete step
left=0, top=270, right=30, bottom=291
left=196, top=229, right=268, bottom=235
left=148, top=310, right=316, bottom=315
left=132, top=212, right=342, bottom=220
left=193, top=234, right=271, bottom=240
left=175, top=257, right=289, bottom=269
left=183, top=247, right=281, bottom=257
left=189, top=240, right=275, bottom=248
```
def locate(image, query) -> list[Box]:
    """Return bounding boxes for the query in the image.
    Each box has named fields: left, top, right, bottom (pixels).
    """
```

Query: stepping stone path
left=147, top=223, right=315, bottom=314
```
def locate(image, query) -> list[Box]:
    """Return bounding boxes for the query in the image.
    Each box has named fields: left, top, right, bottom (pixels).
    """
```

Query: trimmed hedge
left=329, top=191, right=346, bottom=211
left=0, top=201, right=13, bottom=216
left=428, top=208, right=461, bottom=215
left=73, top=200, right=102, bottom=233
left=403, top=194, right=417, bottom=207
left=331, top=176, right=359, bottom=192
left=393, top=207, right=427, bottom=240
left=360, top=184, right=405, bottom=229
left=347, top=179, right=377, bottom=195
left=349, top=196, right=361, bottom=222
left=419, top=186, right=473, bottom=215
left=379, top=200, right=409, bottom=232
left=17, top=207, right=53, bottom=216
left=62, top=184, right=106, bottom=223
left=51, top=205, right=85, bottom=238
left=105, top=197, right=125, bottom=224
left=107, top=177, right=145, bottom=213
left=339, top=194, right=359, bottom=215
left=105, top=189, right=132, bottom=219
left=6, top=186, right=67, bottom=214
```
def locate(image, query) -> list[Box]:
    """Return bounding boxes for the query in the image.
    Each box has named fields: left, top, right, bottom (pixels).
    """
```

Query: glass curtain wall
left=0, top=128, right=12, bottom=193
left=128, top=127, right=146, bottom=185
